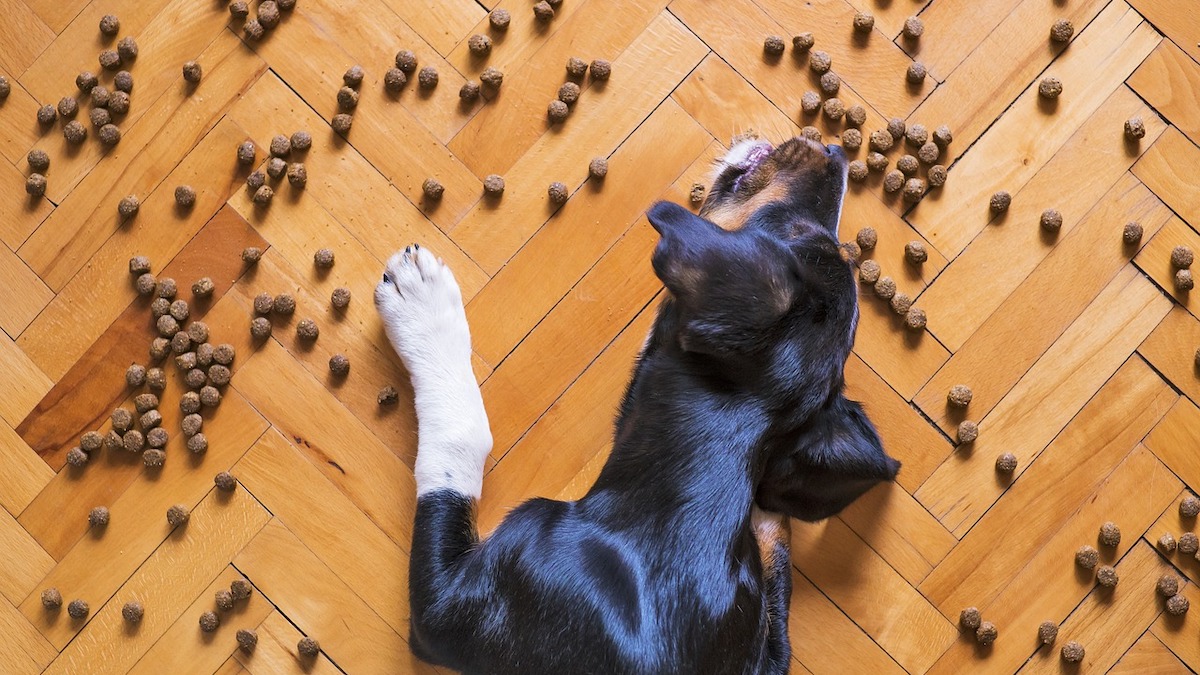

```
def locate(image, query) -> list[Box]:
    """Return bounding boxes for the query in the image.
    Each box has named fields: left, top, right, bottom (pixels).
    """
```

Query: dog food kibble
left=883, top=118, right=903, bottom=141
left=586, top=157, right=609, bottom=180
left=808, top=50, right=832, bottom=75
left=947, top=384, right=973, bottom=407
left=237, top=629, right=259, bottom=652
left=98, top=49, right=121, bottom=71
left=150, top=337, right=170, bottom=362
left=1075, top=544, right=1099, bottom=570
left=896, top=155, right=919, bottom=176
left=26, top=173, right=48, bottom=197
left=173, top=184, right=197, bottom=209
left=533, top=1, right=554, bottom=21
left=489, top=8, right=511, bottom=29
left=98, top=122, right=122, bottom=147
left=298, top=636, right=321, bottom=656
left=1158, top=573, right=1181, bottom=597
left=146, top=367, right=166, bottom=391
left=873, top=276, right=897, bottom=300
left=458, top=81, right=480, bottom=101
left=88, top=107, right=110, bottom=129
left=236, top=142, right=257, bottom=167
left=1038, top=77, right=1062, bottom=99
left=1050, top=19, right=1074, bottom=43
left=255, top=0, right=280, bottom=28
left=906, top=62, right=927, bottom=84
left=1118, top=221, right=1143, bottom=246
left=819, top=71, right=840, bottom=96
left=480, top=67, right=504, bottom=91
left=107, top=90, right=130, bottom=115
left=869, top=130, right=893, bottom=153
left=112, top=408, right=134, bottom=433
left=250, top=317, right=272, bottom=339
left=140, top=409, right=163, bottom=430
left=88, top=506, right=110, bottom=527
left=864, top=152, right=887, bottom=173
left=976, top=621, right=997, bottom=646
left=327, top=353, right=351, bottom=376
left=215, top=589, right=234, bottom=611
left=58, top=96, right=79, bottom=119
left=841, top=106, right=865, bottom=130
left=41, top=588, right=62, bottom=610
left=66, top=446, right=89, bottom=467
left=1168, top=593, right=1190, bottom=615
left=26, top=150, right=51, bottom=176
left=558, top=81, right=581, bottom=105
left=253, top=185, right=274, bottom=205
left=800, top=91, right=821, bottom=115
left=957, top=420, right=979, bottom=444
left=62, top=120, right=87, bottom=144
left=135, top=393, right=159, bottom=414
left=1061, top=641, right=1084, bottom=663
left=181, top=414, right=203, bottom=438
left=1034, top=621, right=1058, bottom=646
left=114, top=70, right=134, bottom=93
left=1096, top=565, right=1119, bottom=588
left=227, top=579, right=252, bottom=602
left=1098, top=521, right=1121, bottom=547
left=229, top=0, right=248, bottom=18
left=414, top=66, right=438, bottom=90
left=904, top=124, right=928, bottom=148
left=394, top=50, right=418, bottom=75
left=929, top=127, right=952, bottom=150
left=548, top=181, right=570, bottom=204
left=200, top=611, right=219, bottom=632
left=214, top=471, right=237, bottom=492
left=852, top=12, right=874, bottom=33
left=1124, top=117, right=1145, bottom=140
left=147, top=426, right=168, bottom=448
left=336, top=86, right=359, bottom=111
left=169, top=299, right=189, bottom=322
left=323, top=288, right=350, bottom=312
left=903, top=178, right=927, bottom=203
left=1181, top=532, right=1200, bottom=555
left=117, top=36, right=138, bottom=61
left=905, top=307, right=927, bottom=330
left=119, top=601, right=144, bottom=624
left=253, top=293, right=274, bottom=315
left=801, top=127, right=821, bottom=143
left=890, top=293, right=913, bottom=316
left=331, top=113, right=352, bottom=136
left=1040, top=208, right=1063, bottom=233
left=98, top=13, right=120, bottom=35
left=959, top=607, right=981, bottom=630
left=311, top=248, right=335, bottom=270
left=91, top=84, right=112, bottom=108
left=791, top=32, right=815, bottom=52
left=589, top=59, right=612, bottom=81
left=902, top=15, right=925, bottom=39
left=1182, top=495, right=1200, bottom=518
left=200, top=385, right=221, bottom=408
left=126, top=363, right=147, bottom=388
left=208, top=363, right=232, bottom=385
left=841, top=241, right=861, bottom=261
left=422, top=177, right=444, bottom=200
left=883, top=170, right=904, bottom=194
left=296, top=318, right=319, bottom=341
left=858, top=259, right=881, bottom=285
left=184, top=368, right=207, bottom=389
left=1171, top=246, right=1194, bottom=269
left=918, top=142, right=940, bottom=165
left=180, top=391, right=201, bottom=415
left=995, top=452, right=1018, bottom=474
left=822, top=98, right=845, bottom=121
left=847, top=160, right=868, bottom=182
left=192, top=277, right=215, bottom=298
left=1177, top=269, right=1194, bottom=292
left=763, top=35, right=786, bottom=55
left=547, top=99, right=570, bottom=123
left=68, top=599, right=89, bottom=620
left=378, top=386, right=399, bottom=405
left=989, top=191, right=1011, bottom=213
left=136, top=273, right=158, bottom=297
left=904, top=241, right=928, bottom=265
left=688, top=183, right=706, bottom=204
left=166, top=504, right=190, bottom=527
left=122, top=429, right=145, bottom=452
left=1159, top=532, right=1177, bottom=552
left=36, top=103, right=58, bottom=126
left=117, top=196, right=142, bottom=220
left=842, top=129, right=864, bottom=153
left=80, top=431, right=104, bottom=454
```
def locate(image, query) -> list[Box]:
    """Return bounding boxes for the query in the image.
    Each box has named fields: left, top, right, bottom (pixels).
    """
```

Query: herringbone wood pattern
left=1, top=0, right=1199, bottom=671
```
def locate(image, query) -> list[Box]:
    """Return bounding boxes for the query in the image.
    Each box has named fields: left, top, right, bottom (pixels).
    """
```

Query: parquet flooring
left=0, top=0, right=1198, bottom=671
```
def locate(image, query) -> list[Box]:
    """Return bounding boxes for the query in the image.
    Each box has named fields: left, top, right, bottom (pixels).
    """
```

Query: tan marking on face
left=701, top=177, right=792, bottom=232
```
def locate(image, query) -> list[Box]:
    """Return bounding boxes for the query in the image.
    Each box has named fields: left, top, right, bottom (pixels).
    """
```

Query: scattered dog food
left=792, top=33, right=814, bottom=51
left=905, top=124, right=928, bottom=148
left=122, top=601, right=144, bottom=624
left=989, top=191, right=1011, bottom=213
left=763, top=35, right=785, bottom=55
left=257, top=1, right=281, bottom=29
left=959, top=607, right=981, bottom=630
left=296, top=318, right=319, bottom=340
left=26, top=174, right=47, bottom=197
left=588, top=157, right=608, bottom=179
left=1159, top=533, right=1177, bottom=552
left=313, top=248, right=335, bottom=268
left=250, top=317, right=272, bottom=339
left=126, top=364, right=147, bottom=387
left=253, top=185, right=274, bottom=205
left=1181, top=495, right=1200, bottom=518
left=841, top=241, right=861, bottom=261
left=1122, top=221, right=1143, bottom=245
left=869, top=130, right=893, bottom=153
left=342, top=65, right=364, bottom=89
left=800, top=91, right=821, bottom=115
left=1050, top=19, right=1074, bottom=43
left=237, top=629, right=258, bottom=652
left=180, top=391, right=201, bottom=415
left=28, top=149, right=50, bottom=173
left=1176, top=269, right=1193, bottom=292
left=906, top=62, right=927, bottom=84
left=200, top=611, right=219, bottom=632
left=229, top=1, right=248, bottom=19
left=98, top=49, right=121, bottom=71
left=904, top=241, right=928, bottom=265
left=480, top=67, right=504, bottom=90
left=897, top=154, right=919, bottom=176
left=483, top=174, right=506, bottom=196
left=378, top=386, right=399, bottom=405
left=801, top=126, right=821, bottom=143
left=422, top=177, right=444, bottom=200
left=948, top=384, right=973, bottom=407
left=847, top=160, right=868, bottom=182
left=1040, top=209, right=1063, bottom=232
left=215, top=471, right=236, bottom=491
left=57, top=96, right=78, bottom=119
left=215, top=589, right=234, bottom=611
left=858, top=259, right=881, bottom=284
left=1038, top=77, right=1063, bottom=99
left=689, top=183, right=706, bottom=204
left=957, top=420, right=979, bottom=444
left=558, top=82, right=581, bottom=105
left=193, top=277, right=215, bottom=297
left=41, top=588, right=62, bottom=609
left=1098, top=522, right=1121, bottom=547
left=819, top=71, right=840, bottom=95
left=329, top=353, right=350, bottom=375
left=98, top=123, right=121, bottom=146
left=182, top=414, right=203, bottom=437
left=1061, top=641, right=1084, bottom=663
left=66, top=447, right=88, bottom=467
left=175, top=185, right=196, bottom=208
left=231, top=579, right=253, bottom=601
left=208, top=363, right=232, bottom=385
left=918, top=142, right=939, bottom=164
left=1096, top=565, right=1118, bottom=587
left=99, top=13, right=120, bottom=35
left=80, top=431, right=103, bottom=454
left=156, top=315, right=179, bottom=338
left=112, top=408, right=134, bottom=432
left=254, top=293, right=274, bottom=315
left=548, top=181, right=569, bottom=204
left=489, top=8, right=511, bottom=30
left=147, top=367, right=166, bottom=391
left=68, top=599, right=89, bottom=619
left=298, top=636, right=321, bottom=656
left=459, top=81, right=480, bottom=101
left=1124, top=117, right=1145, bottom=140
left=185, top=368, right=207, bottom=389
left=237, top=141, right=256, bottom=165
left=547, top=99, right=569, bottom=123
left=873, top=276, right=897, bottom=300
left=976, top=621, right=997, bottom=646
left=823, top=98, right=845, bottom=121
left=903, top=16, right=924, bottom=39
left=332, top=113, right=352, bottom=135
left=88, top=506, right=109, bottom=527
left=533, top=1, right=554, bottom=21
left=76, top=71, right=98, bottom=93
left=136, top=273, right=158, bottom=296
left=1168, top=594, right=1190, bottom=615
left=417, top=66, right=439, bottom=90
left=1158, top=574, right=1181, bottom=597
left=119, top=195, right=140, bottom=218
left=995, top=452, right=1018, bottom=474
left=117, top=36, right=138, bottom=62
left=852, top=12, right=874, bottom=33
left=149, top=337, right=170, bottom=361
left=140, top=409, right=163, bottom=430
left=934, top=125, right=953, bottom=147
left=866, top=152, right=889, bottom=173
left=158, top=278, right=178, bottom=300
left=590, top=60, right=611, bottom=81
left=90, top=85, right=111, bottom=108
left=182, top=61, right=202, bottom=85
left=114, top=70, right=133, bottom=94
left=337, top=86, right=359, bottom=111
left=395, top=50, right=417, bottom=74
left=331, top=286, right=351, bottom=309
left=166, top=504, right=190, bottom=527
left=809, top=51, right=832, bottom=74
left=291, top=130, right=311, bottom=151
left=883, top=170, right=904, bottom=193
left=890, top=292, right=912, bottom=316
left=199, top=385, right=220, bottom=407
left=1037, top=621, right=1057, bottom=645
left=904, top=308, right=927, bottom=330
left=1171, top=246, right=1194, bottom=269
left=845, top=105, right=866, bottom=128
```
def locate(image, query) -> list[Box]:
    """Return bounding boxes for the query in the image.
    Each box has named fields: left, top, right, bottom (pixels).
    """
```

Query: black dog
left=375, top=136, right=900, bottom=674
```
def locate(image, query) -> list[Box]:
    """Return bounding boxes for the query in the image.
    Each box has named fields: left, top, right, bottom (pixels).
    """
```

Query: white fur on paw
left=374, top=245, right=470, bottom=377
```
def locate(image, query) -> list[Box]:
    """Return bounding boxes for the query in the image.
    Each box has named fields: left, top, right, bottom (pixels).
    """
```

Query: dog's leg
left=375, top=246, right=493, bottom=667
left=752, top=506, right=793, bottom=674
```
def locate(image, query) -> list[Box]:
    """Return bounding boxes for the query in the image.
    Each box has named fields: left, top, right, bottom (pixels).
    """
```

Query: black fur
left=407, top=138, right=900, bottom=673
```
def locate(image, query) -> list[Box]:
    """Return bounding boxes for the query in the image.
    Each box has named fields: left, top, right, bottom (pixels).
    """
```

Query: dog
left=375, top=135, right=901, bottom=674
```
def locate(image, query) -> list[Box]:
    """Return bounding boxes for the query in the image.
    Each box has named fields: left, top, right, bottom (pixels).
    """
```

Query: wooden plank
left=448, top=0, right=676, bottom=178
left=1139, top=307, right=1200, bottom=406
left=1128, top=40, right=1200, bottom=145
left=845, top=0, right=932, bottom=44
left=231, top=339, right=418, bottom=547
left=1022, top=543, right=1173, bottom=673
left=1151, top=574, right=1200, bottom=670
left=1111, top=633, right=1190, bottom=674
left=449, top=13, right=709, bottom=274
left=1133, top=214, right=1200, bottom=320
left=1144, top=398, right=1200, bottom=497
left=19, top=0, right=84, bottom=33
left=42, top=489, right=271, bottom=674
left=0, top=0, right=55, bottom=79
left=465, top=99, right=710, bottom=366
left=225, top=72, right=489, bottom=302
left=1145, top=487, right=1200, bottom=586
left=925, top=445, right=1180, bottom=673
left=852, top=275, right=950, bottom=401
left=128, top=567, right=274, bottom=675
left=18, top=31, right=264, bottom=288
left=0, top=332, right=53, bottom=429
left=386, top=0, right=482, bottom=56
left=915, top=175, right=1173, bottom=432
left=15, top=205, right=265, bottom=468
left=0, top=594, right=55, bottom=675
left=15, top=120, right=252, bottom=382
left=0, top=505, right=53, bottom=606
left=233, top=611, right=341, bottom=675
left=908, top=2, right=1161, bottom=257
left=790, top=516, right=957, bottom=673
left=233, top=519, right=438, bottom=674
left=0, top=140, right=54, bottom=253
left=919, top=358, right=1176, bottom=612
left=0, top=239, right=52, bottom=338
left=0, top=420, right=54, bottom=515
left=788, top=570, right=906, bottom=675
left=1133, top=126, right=1200, bottom=232
left=0, top=63, right=41, bottom=166
left=918, top=91, right=1168, bottom=352
left=479, top=301, right=658, bottom=533
left=917, top=269, right=1173, bottom=536
left=836, top=481, right=957, bottom=586
left=899, top=0, right=1023, bottom=80
left=1126, top=0, right=1200, bottom=63
left=234, top=428, right=413, bottom=635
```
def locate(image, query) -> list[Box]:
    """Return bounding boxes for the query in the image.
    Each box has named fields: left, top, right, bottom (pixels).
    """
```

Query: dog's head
left=647, top=135, right=899, bottom=522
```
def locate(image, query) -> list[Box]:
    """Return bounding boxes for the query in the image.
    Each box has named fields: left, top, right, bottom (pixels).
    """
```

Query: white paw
left=374, top=245, right=470, bottom=379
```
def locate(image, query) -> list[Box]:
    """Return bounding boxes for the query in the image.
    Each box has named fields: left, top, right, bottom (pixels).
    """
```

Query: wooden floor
left=1, top=0, right=1199, bottom=672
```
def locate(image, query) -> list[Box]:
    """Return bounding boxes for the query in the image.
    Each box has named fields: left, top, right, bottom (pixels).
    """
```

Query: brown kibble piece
left=995, top=452, right=1017, bottom=473
left=800, top=91, right=821, bottom=115
left=208, top=363, right=232, bottom=386
left=906, top=62, right=927, bottom=84
left=28, top=149, right=50, bottom=173
left=902, top=178, right=926, bottom=203
left=126, top=363, right=147, bottom=387
left=1176, top=269, right=1193, bottom=292
left=175, top=185, right=196, bottom=208
left=1171, top=246, right=1194, bottom=269
left=489, top=8, right=511, bottom=30
left=845, top=105, right=866, bottom=129
left=117, top=36, right=138, bottom=61
left=182, top=61, right=202, bottom=85
left=1157, top=574, right=1181, bottom=597
left=89, top=506, right=109, bottom=527
left=149, top=337, right=170, bottom=362
left=237, top=628, right=258, bottom=652
left=1122, top=221, right=1143, bottom=245
left=1040, top=209, right=1063, bottom=232
left=548, top=181, right=569, bottom=204
left=231, top=579, right=252, bottom=601
left=253, top=185, right=274, bottom=205
left=1050, top=19, right=1074, bottom=43
left=989, top=191, right=1011, bottom=213
left=291, top=130, right=311, bottom=152
left=763, top=35, right=785, bottom=55
left=1167, top=594, right=1190, bottom=616
left=200, top=385, right=221, bottom=408
left=146, top=427, right=168, bottom=448
left=122, top=601, right=143, bottom=624
left=1075, top=545, right=1099, bottom=570
left=903, top=16, right=924, bottom=39
left=808, top=50, right=831, bottom=74
left=42, top=588, right=62, bottom=609
left=1061, top=641, right=1084, bottom=663
left=417, top=66, right=438, bottom=89
left=468, top=34, right=492, bottom=57
left=146, top=367, right=166, bottom=391
left=200, top=611, right=219, bottom=632
left=1096, top=565, right=1118, bottom=587
left=590, top=60, right=611, bottom=81
left=422, top=178, right=444, bottom=200
left=459, top=81, right=480, bottom=101
left=883, top=170, right=904, bottom=193
left=180, top=391, right=201, bottom=415
left=948, top=384, right=973, bottom=407
left=192, top=277, right=215, bottom=297
left=296, top=318, right=319, bottom=340
left=250, top=316, right=272, bottom=339
left=332, top=113, right=352, bottom=136
left=257, top=1, right=281, bottom=28
left=588, top=157, right=608, bottom=179
left=167, top=504, right=189, bottom=527
left=119, top=195, right=140, bottom=218
left=690, top=183, right=706, bottom=204
left=76, top=71, right=98, bottom=93
left=548, top=99, right=569, bottom=123
left=918, top=142, right=939, bottom=164
left=957, top=420, right=979, bottom=444
left=1037, top=621, right=1057, bottom=645
left=314, top=248, right=335, bottom=268
left=822, top=98, right=844, bottom=121
left=336, top=86, right=359, bottom=110
left=66, top=447, right=88, bottom=467
left=81, top=431, right=103, bottom=454
left=959, top=607, right=981, bottom=630
left=134, top=394, right=159, bottom=414
left=395, top=50, right=417, bottom=73
left=975, top=621, right=997, bottom=646
left=99, top=49, right=121, bottom=71
left=237, top=141, right=256, bottom=165
left=215, top=471, right=236, bottom=491
left=68, top=599, right=89, bottom=619
left=873, top=276, right=896, bottom=300
left=182, top=414, right=203, bottom=437
left=934, top=125, right=953, bottom=147
left=298, top=636, right=320, bottom=656
left=331, top=287, right=351, bottom=309
left=1182, top=495, right=1200, bottom=517
left=26, top=174, right=47, bottom=197
left=329, top=353, right=350, bottom=375
left=378, top=386, right=399, bottom=405
left=852, top=12, right=874, bottom=33
left=858, top=259, right=880, bottom=285
left=98, top=123, right=121, bottom=147
left=480, top=67, right=504, bottom=90
left=904, top=308, right=927, bottom=331
left=140, top=409, right=163, bottom=430
left=136, top=273, right=157, bottom=296
left=253, top=293, right=273, bottom=315
left=869, top=129, right=893, bottom=153
left=792, top=33, right=814, bottom=51
left=58, top=96, right=78, bottom=119
left=558, top=82, right=581, bottom=105
left=63, top=120, right=87, bottom=144
left=533, top=1, right=554, bottom=21
left=229, top=1, right=248, bottom=18
left=112, top=408, right=134, bottom=433
left=890, top=292, right=912, bottom=316
left=215, top=589, right=234, bottom=611
left=123, top=429, right=145, bottom=453
left=1124, top=117, right=1145, bottom=140
left=1098, top=521, right=1120, bottom=547
left=841, top=242, right=860, bottom=262
left=274, top=293, right=295, bottom=315
left=847, top=160, right=868, bottom=182
left=565, top=57, right=588, bottom=79
left=1038, top=77, right=1063, bottom=99
left=185, top=368, right=207, bottom=389
left=1180, top=532, right=1199, bottom=555
left=99, top=13, right=120, bottom=34
left=1159, top=532, right=1177, bottom=552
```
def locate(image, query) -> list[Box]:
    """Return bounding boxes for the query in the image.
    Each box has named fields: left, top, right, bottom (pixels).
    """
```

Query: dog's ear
left=647, top=201, right=721, bottom=297
left=756, top=395, right=900, bottom=522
